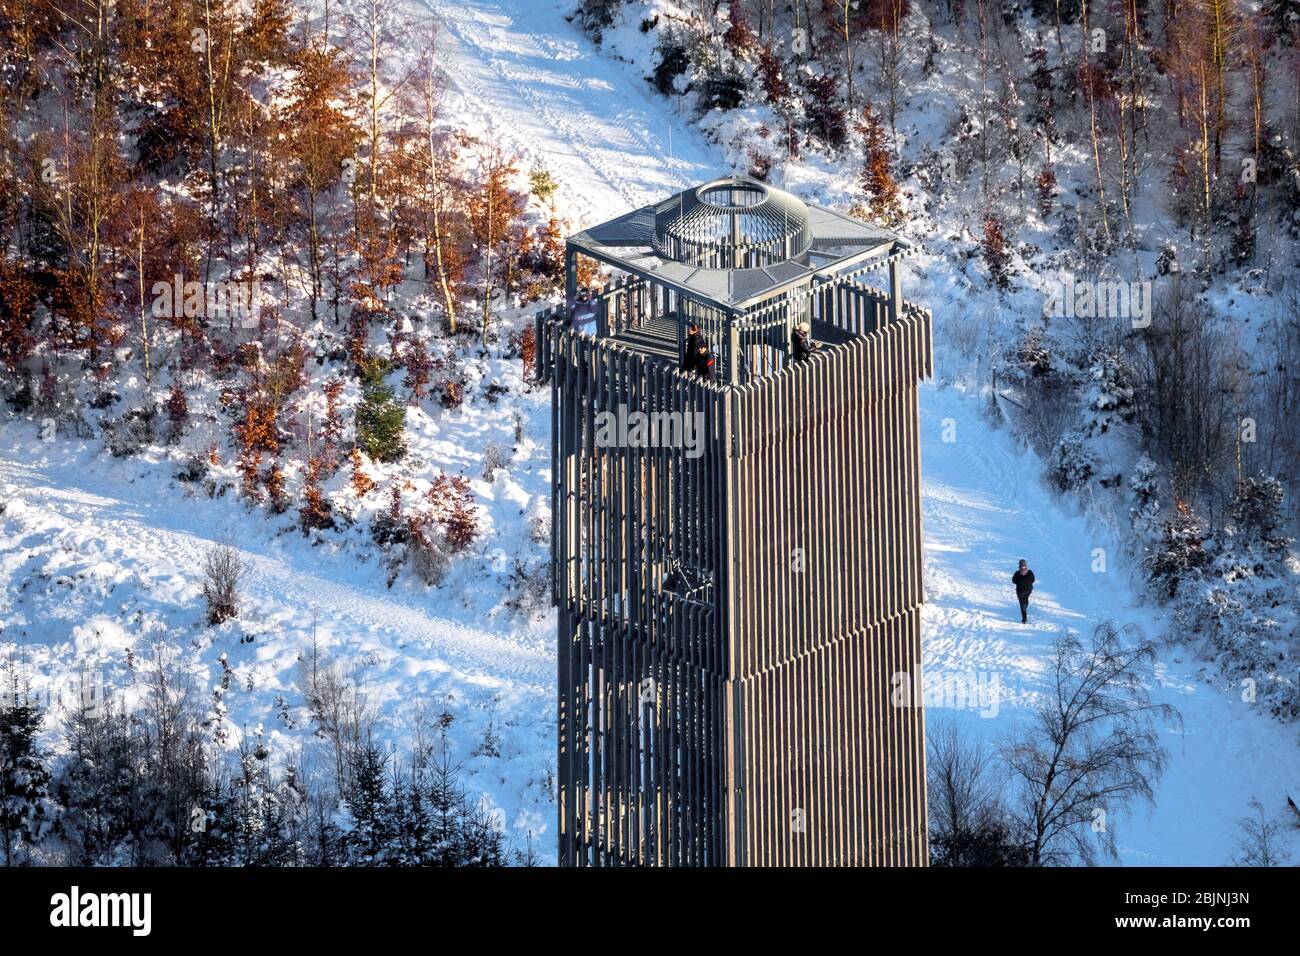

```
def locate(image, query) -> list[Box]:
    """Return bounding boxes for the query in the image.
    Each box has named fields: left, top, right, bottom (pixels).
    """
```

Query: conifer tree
left=355, top=356, right=406, bottom=463
left=345, top=743, right=393, bottom=865
left=0, top=697, right=54, bottom=865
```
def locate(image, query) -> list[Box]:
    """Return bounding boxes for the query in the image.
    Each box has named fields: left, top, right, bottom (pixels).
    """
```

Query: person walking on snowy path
left=1012, top=559, right=1035, bottom=623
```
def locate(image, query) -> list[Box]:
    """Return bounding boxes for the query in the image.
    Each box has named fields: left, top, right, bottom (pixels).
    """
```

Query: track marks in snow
left=918, top=384, right=1299, bottom=865
left=0, top=458, right=551, bottom=685
left=425, top=0, right=714, bottom=226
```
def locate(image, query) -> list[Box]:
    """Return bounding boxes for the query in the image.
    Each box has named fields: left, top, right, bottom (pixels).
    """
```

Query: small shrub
left=264, top=461, right=290, bottom=513
left=370, top=484, right=408, bottom=547
left=528, top=164, right=558, bottom=207
left=1228, top=473, right=1289, bottom=555
left=505, top=557, right=551, bottom=618
left=203, top=543, right=245, bottom=625
left=519, top=325, right=537, bottom=382
left=1007, top=325, right=1053, bottom=381
left=981, top=216, right=1012, bottom=290
left=699, top=69, right=747, bottom=111
left=165, top=384, right=188, bottom=443
left=405, top=495, right=451, bottom=585
left=527, top=496, right=552, bottom=543
left=438, top=378, right=463, bottom=410
left=89, top=385, right=119, bottom=410
left=1048, top=431, right=1097, bottom=493
left=444, top=501, right=479, bottom=553
left=299, top=454, right=335, bottom=531
left=1145, top=499, right=1209, bottom=598
left=350, top=448, right=376, bottom=498
left=856, top=105, right=903, bottom=228
left=428, top=472, right=479, bottom=554
left=473, top=718, right=501, bottom=759
left=757, top=44, right=791, bottom=106
left=176, top=454, right=208, bottom=484
left=481, top=444, right=510, bottom=482
left=1131, top=453, right=1160, bottom=513
left=164, top=383, right=185, bottom=417
left=322, top=378, right=346, bottom=452
left=1037, top=163, right=1057, bottom=217
left=932, top=817, right=1031, bottom=867
left=407, top=531, right=451, bottom=586
left=800, top=72, right=847, bottom=149
left=652, top=33, right=690, bottom=98
left=1084, top=348, right=1138, bottom=436
left=102, top=406, right=157, bottom=458
left=575, top=0, right=620, bottom=38
left=7, top=372, right=33, bottom=413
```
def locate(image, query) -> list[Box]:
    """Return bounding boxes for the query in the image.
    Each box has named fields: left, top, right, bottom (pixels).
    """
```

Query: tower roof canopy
left=568, top=175, right=909, bottom=309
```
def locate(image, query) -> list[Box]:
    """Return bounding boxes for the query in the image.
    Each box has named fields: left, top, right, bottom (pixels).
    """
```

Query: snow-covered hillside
left=920, top=384, right=1299, bottom=864
left=1, top=0, right=1295, bottom=866
left=0, top=337, right=559, bottom=856
left=428, top=0, right=1299, bottom=865
left=430, top=0, right=719, bottom=215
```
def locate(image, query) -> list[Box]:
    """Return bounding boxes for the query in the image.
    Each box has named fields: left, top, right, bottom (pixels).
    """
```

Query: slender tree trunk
left=138, top=211, right=150, bottom=386
left=1081, top=2, right=1112, bottom=245
left=307, top=185, right=321, bottom=324
left=841, top=2, right=854, bottom=115
left=429, top=152, right=458, bottom=333
left=481, top=156, right=494, bottom=346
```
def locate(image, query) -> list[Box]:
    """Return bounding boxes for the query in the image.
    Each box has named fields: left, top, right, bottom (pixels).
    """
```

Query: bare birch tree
left=1002, top=622, right=1180, bottom=865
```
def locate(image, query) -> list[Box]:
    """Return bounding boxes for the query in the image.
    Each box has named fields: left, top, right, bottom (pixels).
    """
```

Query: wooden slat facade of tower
left=537, top=293, right=932, bottom=867
left=725, top=304, right=931, bottom=866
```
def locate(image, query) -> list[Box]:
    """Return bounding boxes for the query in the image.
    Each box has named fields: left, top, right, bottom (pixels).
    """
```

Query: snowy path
left=0, top=457, right=551, bottom=684
left=0, top=434, right=558, bottom=848
left=920, top=385, right=1299, bottom=865
left=426, top=0, right=717, bottom=227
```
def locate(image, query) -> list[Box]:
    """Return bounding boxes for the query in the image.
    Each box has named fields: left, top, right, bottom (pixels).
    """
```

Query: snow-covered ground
left=1, top=0, right=1294, bottom=867
left=428, top=0, right=719, bottom=223
left=0, top=378, right=559, bottom=853
left=920, top=385, right=1299, bottom=865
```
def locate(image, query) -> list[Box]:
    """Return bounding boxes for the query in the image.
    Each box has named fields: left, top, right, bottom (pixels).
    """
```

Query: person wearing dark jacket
left=694, top=342, right=715, bottom=382
left=791, top=321, right=818, bottom=363
left=682, top=322, right=704, bottom=375
left=1012, top=559, right=1035, bottom=623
